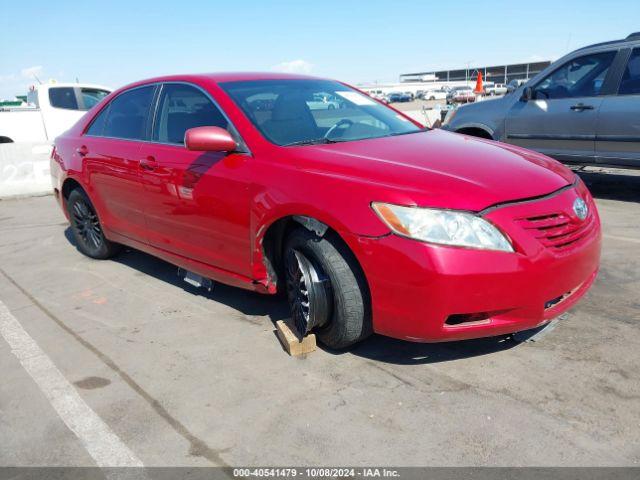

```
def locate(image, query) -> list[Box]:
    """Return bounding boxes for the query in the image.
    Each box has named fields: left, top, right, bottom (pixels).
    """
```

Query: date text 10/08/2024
left=232, top=468, right=400, bottom=478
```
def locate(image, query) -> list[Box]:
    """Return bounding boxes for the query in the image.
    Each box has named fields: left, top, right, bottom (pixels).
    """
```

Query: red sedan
left=51, top=73, right=601, bottom=348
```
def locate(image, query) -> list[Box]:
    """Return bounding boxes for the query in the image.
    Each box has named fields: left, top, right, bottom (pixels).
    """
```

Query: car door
left=138, top=83, right=253, bottom=276
left=504, top=50, right=617, bottom=164
left=596, top=47, right=640, bottom=168
left=81, top=85, right=157, bottom=242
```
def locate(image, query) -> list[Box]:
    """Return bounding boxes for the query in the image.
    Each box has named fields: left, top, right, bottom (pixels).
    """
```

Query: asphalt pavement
left=0, top=169, right=638, bottom=467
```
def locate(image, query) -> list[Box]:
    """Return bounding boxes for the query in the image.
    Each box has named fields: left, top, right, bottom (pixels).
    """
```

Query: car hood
left=454, top=94, right=511, bottom=113
left=291, top=129, right=575, bottom=212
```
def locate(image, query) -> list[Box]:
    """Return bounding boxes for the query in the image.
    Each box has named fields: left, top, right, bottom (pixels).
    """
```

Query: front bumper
left=344, top=184, right=601, bottom=342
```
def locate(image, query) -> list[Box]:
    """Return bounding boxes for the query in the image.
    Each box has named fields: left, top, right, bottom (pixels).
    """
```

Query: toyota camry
left=51, top=73, right=601, bottom=349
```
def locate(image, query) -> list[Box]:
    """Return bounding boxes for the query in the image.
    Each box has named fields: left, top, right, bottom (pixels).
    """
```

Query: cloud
left=21, top=65, right=44, bottom=79
left=271, top=59, right=314, bottom=74
left=0, top=66, right=45, bottom=99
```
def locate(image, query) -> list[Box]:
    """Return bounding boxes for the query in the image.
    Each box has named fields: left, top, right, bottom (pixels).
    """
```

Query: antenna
left=33, top=74, right=43, bottom=84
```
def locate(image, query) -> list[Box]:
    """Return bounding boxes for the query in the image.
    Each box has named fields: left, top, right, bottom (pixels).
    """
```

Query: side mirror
left=521, top=87, right=533, bottom=102
left=185, top=126, right=237, bottom=152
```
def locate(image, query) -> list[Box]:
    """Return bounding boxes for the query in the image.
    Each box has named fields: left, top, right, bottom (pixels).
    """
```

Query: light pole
left=465, top=61, right=474, bottom=86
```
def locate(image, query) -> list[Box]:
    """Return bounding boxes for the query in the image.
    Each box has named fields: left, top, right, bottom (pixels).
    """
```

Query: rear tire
left=67, top=188, right=121, bottom=259
left=283, top=228, right=372, bottom=349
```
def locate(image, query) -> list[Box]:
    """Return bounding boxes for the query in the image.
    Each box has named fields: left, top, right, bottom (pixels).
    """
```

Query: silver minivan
left=442, top=32, right=640, bottom=169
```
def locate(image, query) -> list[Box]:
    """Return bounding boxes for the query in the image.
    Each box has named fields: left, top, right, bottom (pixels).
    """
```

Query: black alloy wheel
left=285, top=248, right=332, bottom=337
left=283, top=228, right=372, bottom=349
left=67, top=189, right=120, bottom=259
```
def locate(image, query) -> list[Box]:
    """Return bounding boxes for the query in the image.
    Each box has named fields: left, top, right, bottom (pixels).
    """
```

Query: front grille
left=517, top=209, right=595, bottom=251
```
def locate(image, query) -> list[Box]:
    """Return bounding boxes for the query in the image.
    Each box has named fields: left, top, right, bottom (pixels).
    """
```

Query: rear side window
left=153, top=84, right=228, bottom=144
left=533, top=51, right=616, bottom=100
left=86, top=105, right=110, bottom=136
left=619, top=48, right=640, bottom=95
left=49, top=87, right=78, bottom=110
left=102, top=86, right=155, bottom=140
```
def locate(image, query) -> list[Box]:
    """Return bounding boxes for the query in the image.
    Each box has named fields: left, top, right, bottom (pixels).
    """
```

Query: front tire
left=67, top=188, right=120, bottom=259
left=283, top=228, right=372, bottom=349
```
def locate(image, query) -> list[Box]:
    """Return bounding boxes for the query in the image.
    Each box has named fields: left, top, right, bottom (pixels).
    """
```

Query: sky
left=1, top=0, right=639, bottom=99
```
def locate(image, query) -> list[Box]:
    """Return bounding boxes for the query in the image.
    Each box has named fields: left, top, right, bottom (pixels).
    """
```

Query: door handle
left=139, top=156, right=158, bottom=171
left=570, top=103, right=594, bottom=111
left=76, top=145, right=88, bottom=157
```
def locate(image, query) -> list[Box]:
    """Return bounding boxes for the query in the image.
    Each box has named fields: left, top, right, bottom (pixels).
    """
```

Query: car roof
left=575, top=32, right=640, bottom=52
left=35, top=82, right=112, bottom=91
left=125, top=72, right=323, bottom=89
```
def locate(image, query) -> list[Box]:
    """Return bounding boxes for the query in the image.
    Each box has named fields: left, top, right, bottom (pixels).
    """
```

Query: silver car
left=442, top=32, right=640, bottom=169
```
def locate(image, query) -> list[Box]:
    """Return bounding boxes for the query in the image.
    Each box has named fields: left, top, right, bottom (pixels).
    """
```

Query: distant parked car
left=422, top=89, right=447, bottom=101
left=386, top=92, right=410, bottom=103
left=306, top=93, right=343, bottom=110
left=442, top=32, right=640, bottom=169
left=485, top=83, right=508, bottom=96
left=385, top=92, right=401, bottom=103
left=446, top=86, right=475, bottom=104
left=506, top=79, right=529, bottom=94
left=366, top=89, right=386, bottom=101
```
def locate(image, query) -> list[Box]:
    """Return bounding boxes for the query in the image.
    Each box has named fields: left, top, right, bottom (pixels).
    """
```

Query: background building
left=400, top=61, right=552, bottom=84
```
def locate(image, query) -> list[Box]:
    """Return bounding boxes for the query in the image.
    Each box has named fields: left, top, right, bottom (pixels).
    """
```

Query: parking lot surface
left=1, top=169, right=639, bottom=467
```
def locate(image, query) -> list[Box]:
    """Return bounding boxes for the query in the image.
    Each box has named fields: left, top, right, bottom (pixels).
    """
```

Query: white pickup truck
left=0, top=83, right=111, bottom=144
left=484, top=83, right=508, bottom=96
left=0, top=83, right=111, bottom=198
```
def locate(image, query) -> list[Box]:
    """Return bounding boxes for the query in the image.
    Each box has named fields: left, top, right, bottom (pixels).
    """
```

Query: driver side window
left=533, top=51, right=616, bottom=100
left=153, top=83, right=228, bottom=145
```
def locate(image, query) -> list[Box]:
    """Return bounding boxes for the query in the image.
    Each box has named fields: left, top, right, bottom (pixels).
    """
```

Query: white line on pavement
left=0, top=300, right=143, bottom=467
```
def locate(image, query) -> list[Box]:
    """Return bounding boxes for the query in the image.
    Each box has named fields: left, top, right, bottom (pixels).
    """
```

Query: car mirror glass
left=521, top=87, right=533, bottom=102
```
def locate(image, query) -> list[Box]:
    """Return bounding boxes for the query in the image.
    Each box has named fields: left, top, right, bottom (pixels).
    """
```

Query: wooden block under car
left=276, top=319, right=317, bottom=356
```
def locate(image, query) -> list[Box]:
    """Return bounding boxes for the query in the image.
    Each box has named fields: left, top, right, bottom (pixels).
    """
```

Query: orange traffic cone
left=474, top=71, right=484, bottom=94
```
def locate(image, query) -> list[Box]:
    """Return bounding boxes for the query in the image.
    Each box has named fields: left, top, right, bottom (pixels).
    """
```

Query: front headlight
left=372, top=202, right=514, bottom=252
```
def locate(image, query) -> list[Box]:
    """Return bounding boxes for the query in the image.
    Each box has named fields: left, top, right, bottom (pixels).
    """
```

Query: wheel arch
left=257, top=214, right=369, bottom=295
left=455, top=125, right=494, bottom=139
left=61, top=177, right=84, bottom=200
left=60, top=176, right=99, bottom=222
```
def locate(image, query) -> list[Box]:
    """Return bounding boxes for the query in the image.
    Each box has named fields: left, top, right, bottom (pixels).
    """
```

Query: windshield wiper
left=386, top=128, right=429, bottom=137
left=283, top=137, right=340, bottom=147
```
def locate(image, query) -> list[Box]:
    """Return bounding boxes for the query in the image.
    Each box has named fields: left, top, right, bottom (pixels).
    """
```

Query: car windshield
left=220, top=79, right=423, bottom=146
